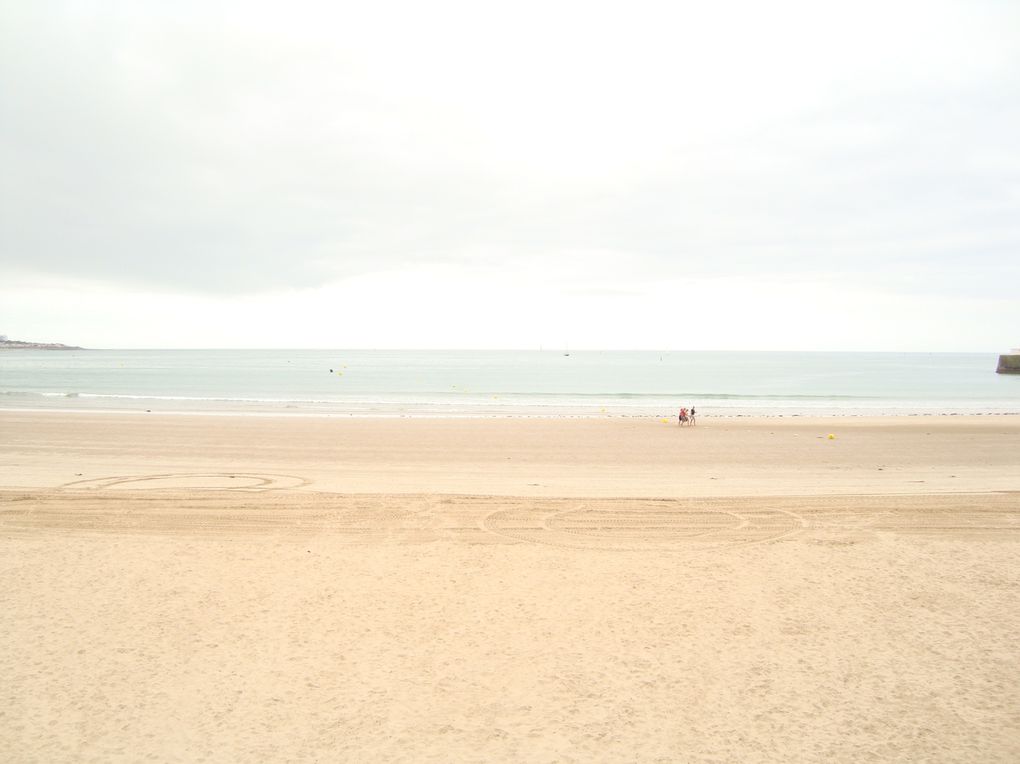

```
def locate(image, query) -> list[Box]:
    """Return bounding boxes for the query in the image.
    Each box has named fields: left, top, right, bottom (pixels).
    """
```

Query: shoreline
left=2, top=403, right=1018, bottom=419
left=4, top=410, right=1019, bottom=498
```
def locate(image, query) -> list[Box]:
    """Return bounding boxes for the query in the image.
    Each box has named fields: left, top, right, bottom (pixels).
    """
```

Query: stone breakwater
left=997, top=353, right=1020, bottom=374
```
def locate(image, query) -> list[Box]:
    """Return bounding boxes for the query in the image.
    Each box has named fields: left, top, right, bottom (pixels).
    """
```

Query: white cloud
left=3, top=268, right=1017, bottom=351
left=1, top=0, right=1018, bottom=347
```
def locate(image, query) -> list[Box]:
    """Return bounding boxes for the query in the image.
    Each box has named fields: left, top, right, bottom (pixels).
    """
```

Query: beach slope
left=1, top=412, right=1018, bottom=761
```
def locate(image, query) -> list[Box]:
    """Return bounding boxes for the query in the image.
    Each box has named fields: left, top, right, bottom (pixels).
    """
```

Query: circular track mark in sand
left=58, top=472, right=310, bottom=492
left=483, top=503, right=802, bottom=551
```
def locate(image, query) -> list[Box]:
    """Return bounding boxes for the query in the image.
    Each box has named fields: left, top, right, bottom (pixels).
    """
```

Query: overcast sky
left=1, top=0, right=1018, bottom=350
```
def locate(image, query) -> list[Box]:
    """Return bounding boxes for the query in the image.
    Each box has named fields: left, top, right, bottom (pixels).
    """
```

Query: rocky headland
left=0, top=338, right=84, bottom=350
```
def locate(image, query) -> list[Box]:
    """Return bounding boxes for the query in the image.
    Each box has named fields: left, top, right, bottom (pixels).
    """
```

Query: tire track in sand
left=2, top=490, right=1018, bottom=549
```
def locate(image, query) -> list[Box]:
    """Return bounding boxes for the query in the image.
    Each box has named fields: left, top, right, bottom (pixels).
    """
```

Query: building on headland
left=997, top=350, right=1020, bottom=374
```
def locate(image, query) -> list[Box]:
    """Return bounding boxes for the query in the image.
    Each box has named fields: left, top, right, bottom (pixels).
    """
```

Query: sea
left=1, top=349, right=1017, bottom=418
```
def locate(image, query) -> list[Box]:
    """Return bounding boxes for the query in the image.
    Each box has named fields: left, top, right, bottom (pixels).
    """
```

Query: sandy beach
left=2, top=411, right=1019, bottom=761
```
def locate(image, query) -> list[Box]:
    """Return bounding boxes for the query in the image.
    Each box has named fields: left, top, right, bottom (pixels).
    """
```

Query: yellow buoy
left=827, top=433, right=836, bottom=440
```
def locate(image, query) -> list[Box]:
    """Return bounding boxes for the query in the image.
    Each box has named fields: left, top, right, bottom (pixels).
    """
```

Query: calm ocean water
left=1, top=350, right=1017, bottom=417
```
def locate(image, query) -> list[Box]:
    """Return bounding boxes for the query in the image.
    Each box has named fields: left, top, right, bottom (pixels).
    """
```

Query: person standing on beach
left=690, top=406, right=696, bottom=425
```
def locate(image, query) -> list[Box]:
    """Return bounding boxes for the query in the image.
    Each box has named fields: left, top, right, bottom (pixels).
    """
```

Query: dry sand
left=1, top=411, right=1019, bottom=762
